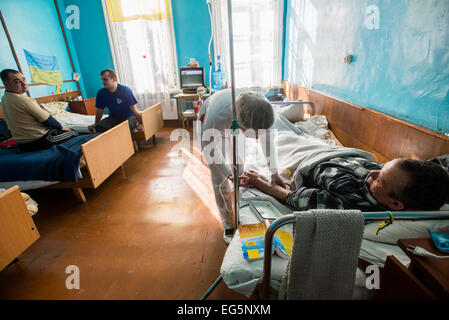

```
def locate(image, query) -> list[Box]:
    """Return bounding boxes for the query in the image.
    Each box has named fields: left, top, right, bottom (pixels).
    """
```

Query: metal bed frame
left=260, top=210, right=449, bottom=299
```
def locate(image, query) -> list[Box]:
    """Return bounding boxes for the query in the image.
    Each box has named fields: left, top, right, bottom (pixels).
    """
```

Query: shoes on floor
left=223, top=229, right=234, bottom=245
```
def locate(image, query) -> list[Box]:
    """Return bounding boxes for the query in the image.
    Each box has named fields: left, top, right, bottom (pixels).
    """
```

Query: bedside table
left=374, top=237, right=448, bottom=300
left=69, top=98, right=96, bottom=115
left=398, top=238, right=449, bottom=299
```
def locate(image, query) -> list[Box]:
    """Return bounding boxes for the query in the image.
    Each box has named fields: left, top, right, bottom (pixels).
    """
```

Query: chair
left=175, top=93, right=199, bottom=131
left=181, top=108, right=197, bottom=131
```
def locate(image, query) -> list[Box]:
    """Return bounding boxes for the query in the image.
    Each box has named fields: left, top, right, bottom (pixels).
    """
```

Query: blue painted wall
left=283, top=0, right=449, bottom=134
left=63, top=0, right=115, bottom=98
left=0, top=0, right=81, bottom=98
left=171, top=0, right=213, bottom=87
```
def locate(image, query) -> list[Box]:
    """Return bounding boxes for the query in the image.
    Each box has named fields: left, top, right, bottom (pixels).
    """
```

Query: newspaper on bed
left=239, top=222, right=293, bottom=261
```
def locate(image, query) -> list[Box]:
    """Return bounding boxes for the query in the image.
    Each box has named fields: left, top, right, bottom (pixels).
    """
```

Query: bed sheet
left=56, top=113, right=106, bottom=133
left=219, top=113, right=412, bottom=299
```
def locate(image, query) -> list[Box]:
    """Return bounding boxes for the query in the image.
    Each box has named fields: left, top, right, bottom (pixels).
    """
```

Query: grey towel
left=278, top=209, right=364, bottom=300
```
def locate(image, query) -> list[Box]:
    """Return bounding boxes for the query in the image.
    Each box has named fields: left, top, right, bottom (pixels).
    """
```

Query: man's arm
left=94, top=108, right=104, bottom=124
left=240, top=170, right=343, bottom=210
left=41, top=114, right=71, bottom=131
left=25, top=99, right=70, bottom=131
left=240, top=171, right=290, bottom=201
left=88, top=108, right=104, bottom=132
left=130, top=105, right=142, bottom=124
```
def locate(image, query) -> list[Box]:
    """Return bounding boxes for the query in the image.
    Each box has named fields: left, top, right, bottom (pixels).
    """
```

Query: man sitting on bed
left=0, top=69, right=79, bottom=152
left=88, top=69, right=142, bottom=133
left=240, top=155, right=449, bottom=212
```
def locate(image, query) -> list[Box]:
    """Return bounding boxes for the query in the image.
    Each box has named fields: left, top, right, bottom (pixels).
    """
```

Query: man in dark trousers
left=88, top=69, right=142, bottom=133
left=1, top=69, right=78, bottom=152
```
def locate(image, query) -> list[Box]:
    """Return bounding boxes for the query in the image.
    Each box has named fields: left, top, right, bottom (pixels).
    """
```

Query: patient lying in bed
left=240, top=153, right=449, bottom=212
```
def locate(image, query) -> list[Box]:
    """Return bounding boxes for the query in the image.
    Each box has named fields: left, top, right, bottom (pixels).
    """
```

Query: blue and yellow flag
left=24, top=49, right=63, bottom=85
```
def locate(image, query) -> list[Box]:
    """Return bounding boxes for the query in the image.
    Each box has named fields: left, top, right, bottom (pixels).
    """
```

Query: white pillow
left=40, top=101, right=70, bottom=118
left=363, top=219, right=449, bottom=245
left=276, top=103, right=304, bottom=123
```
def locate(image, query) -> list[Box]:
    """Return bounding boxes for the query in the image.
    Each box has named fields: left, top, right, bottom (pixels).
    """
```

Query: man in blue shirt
left=88, top=69, right=142, bottom=133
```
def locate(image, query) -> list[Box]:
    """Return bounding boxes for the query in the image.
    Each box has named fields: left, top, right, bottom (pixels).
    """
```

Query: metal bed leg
left=200, top=274, right=222, bottom=300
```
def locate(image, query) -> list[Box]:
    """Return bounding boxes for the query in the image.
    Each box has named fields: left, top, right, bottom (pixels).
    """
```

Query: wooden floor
left=0, top=127, right=250, bottom=300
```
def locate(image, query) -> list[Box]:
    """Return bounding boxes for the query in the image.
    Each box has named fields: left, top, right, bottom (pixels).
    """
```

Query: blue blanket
left=0, top=134, right=98, bottom=182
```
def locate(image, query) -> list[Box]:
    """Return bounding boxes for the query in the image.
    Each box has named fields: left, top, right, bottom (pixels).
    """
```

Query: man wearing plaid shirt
left=240, top=154, right=449, bottom=212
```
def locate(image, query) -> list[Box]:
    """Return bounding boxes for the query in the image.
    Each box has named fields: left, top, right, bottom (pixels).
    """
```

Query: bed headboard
left=0, top=91, right=81, bottom=119
left=283, top=81, right=449, bottom=162
left=34, top=91, right=82, bottom=104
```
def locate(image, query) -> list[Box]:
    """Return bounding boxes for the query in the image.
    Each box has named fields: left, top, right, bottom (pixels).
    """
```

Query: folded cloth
left=0, top=138, right=17, bottom=147
left=278, top=209, right=364, bottom=300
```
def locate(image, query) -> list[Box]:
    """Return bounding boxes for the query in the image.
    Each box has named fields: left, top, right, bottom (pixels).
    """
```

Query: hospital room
left=0, top=0, right=448, bottom=309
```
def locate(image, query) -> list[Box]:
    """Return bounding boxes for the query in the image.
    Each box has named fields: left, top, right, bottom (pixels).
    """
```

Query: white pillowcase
left=363, top=219, right=449, bottom=245
left=276, top=103, right=305, bottom=123
left=40, top=101, right=70, bottom=118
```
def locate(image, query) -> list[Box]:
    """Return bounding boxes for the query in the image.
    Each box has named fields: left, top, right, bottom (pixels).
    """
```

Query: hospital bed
left=0, top=121, right=134, bottom=203
left=211, top=83, right=449, bottom=299
left=34, top=94, right=164, bottom=152
left=0, top=91, right=137, bottom=202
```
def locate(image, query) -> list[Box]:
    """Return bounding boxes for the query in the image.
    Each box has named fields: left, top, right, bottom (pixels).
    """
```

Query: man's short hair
left=100, top=69, right=117, bottom=80
left=392, top=158, right=449, bottom=210
left=1, top=69, right=19, bottom=83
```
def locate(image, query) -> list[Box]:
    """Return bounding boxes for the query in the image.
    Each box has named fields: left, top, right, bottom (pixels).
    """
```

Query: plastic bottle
left=212, top=56, right=227, bottom=92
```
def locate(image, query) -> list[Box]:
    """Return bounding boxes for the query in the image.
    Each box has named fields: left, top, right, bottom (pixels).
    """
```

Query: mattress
left=56, top=113, right=106, bottom=133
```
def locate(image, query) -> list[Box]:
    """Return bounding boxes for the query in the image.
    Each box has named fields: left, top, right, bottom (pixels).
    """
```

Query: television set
left=180, top=67, right=205, bottom=93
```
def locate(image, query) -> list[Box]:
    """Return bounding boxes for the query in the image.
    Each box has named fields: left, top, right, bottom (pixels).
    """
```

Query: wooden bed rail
left=282, top=81, right=449, bottom=162
left=81, top=121, right=135, bottom=189
left=132, top=103, right=164, bottom=141
left=47, top=121, right=135, bottom=201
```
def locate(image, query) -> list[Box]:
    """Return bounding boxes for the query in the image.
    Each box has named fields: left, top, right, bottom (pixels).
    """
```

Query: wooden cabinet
left=0, top=186, right=40, bottom=271
left=69, top=97, right=96, bottom=115
left=374, top=238, right=449, bottom=300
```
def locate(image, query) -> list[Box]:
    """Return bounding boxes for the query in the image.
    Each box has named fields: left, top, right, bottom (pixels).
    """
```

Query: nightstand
left=69, top=97, right=96, bottom=115
left=374, top=238, right=449, bottom=300
left=398, top=238, right=449, bottom=299
left=0, top=186, right=40, bottom=271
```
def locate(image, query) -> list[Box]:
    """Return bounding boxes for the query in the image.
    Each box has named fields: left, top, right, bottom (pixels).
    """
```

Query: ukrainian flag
left=24, top=49, right=63, bottom=85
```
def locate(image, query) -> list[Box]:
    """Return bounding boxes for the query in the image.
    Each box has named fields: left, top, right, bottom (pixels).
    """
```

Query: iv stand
left=227, top=0, right=240, bottom=232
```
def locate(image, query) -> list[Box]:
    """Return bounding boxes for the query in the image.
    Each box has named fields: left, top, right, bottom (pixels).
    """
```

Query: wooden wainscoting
left=283, top=81, right=449, bottom=162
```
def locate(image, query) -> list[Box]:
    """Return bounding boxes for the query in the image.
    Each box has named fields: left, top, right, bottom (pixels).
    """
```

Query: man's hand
left=88, top=125, right=95, bottom=133
left=239, top=170, right=268, bottom=188
left=270, top=172, right=286, bottom=188
left=62, top=127, right=72, bottom=132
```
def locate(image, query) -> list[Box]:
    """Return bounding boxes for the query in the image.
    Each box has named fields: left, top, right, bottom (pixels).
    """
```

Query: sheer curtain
left=211, top=0, right=283, bottom=89
left=102, top=0, right=178, bottom=116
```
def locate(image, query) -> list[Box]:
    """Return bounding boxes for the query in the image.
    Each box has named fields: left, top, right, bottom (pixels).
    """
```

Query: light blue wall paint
left=172, top=0, right=213, bottom=88
left=55, top=0, right=87, bottom=97
left=63, top=0, right=115, bottom=98
left=0, top=0, right=80, bottom=98
left=283, top=0, right=449, bottom=134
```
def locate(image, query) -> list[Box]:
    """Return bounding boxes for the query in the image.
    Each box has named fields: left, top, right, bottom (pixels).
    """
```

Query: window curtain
left=211, top=0, right=283, bottom=89
left=102, top=0, right=178, bottom=115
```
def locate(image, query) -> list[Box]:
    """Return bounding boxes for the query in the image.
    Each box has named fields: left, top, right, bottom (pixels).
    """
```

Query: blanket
left=0, top=134, right=97, bottom=182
